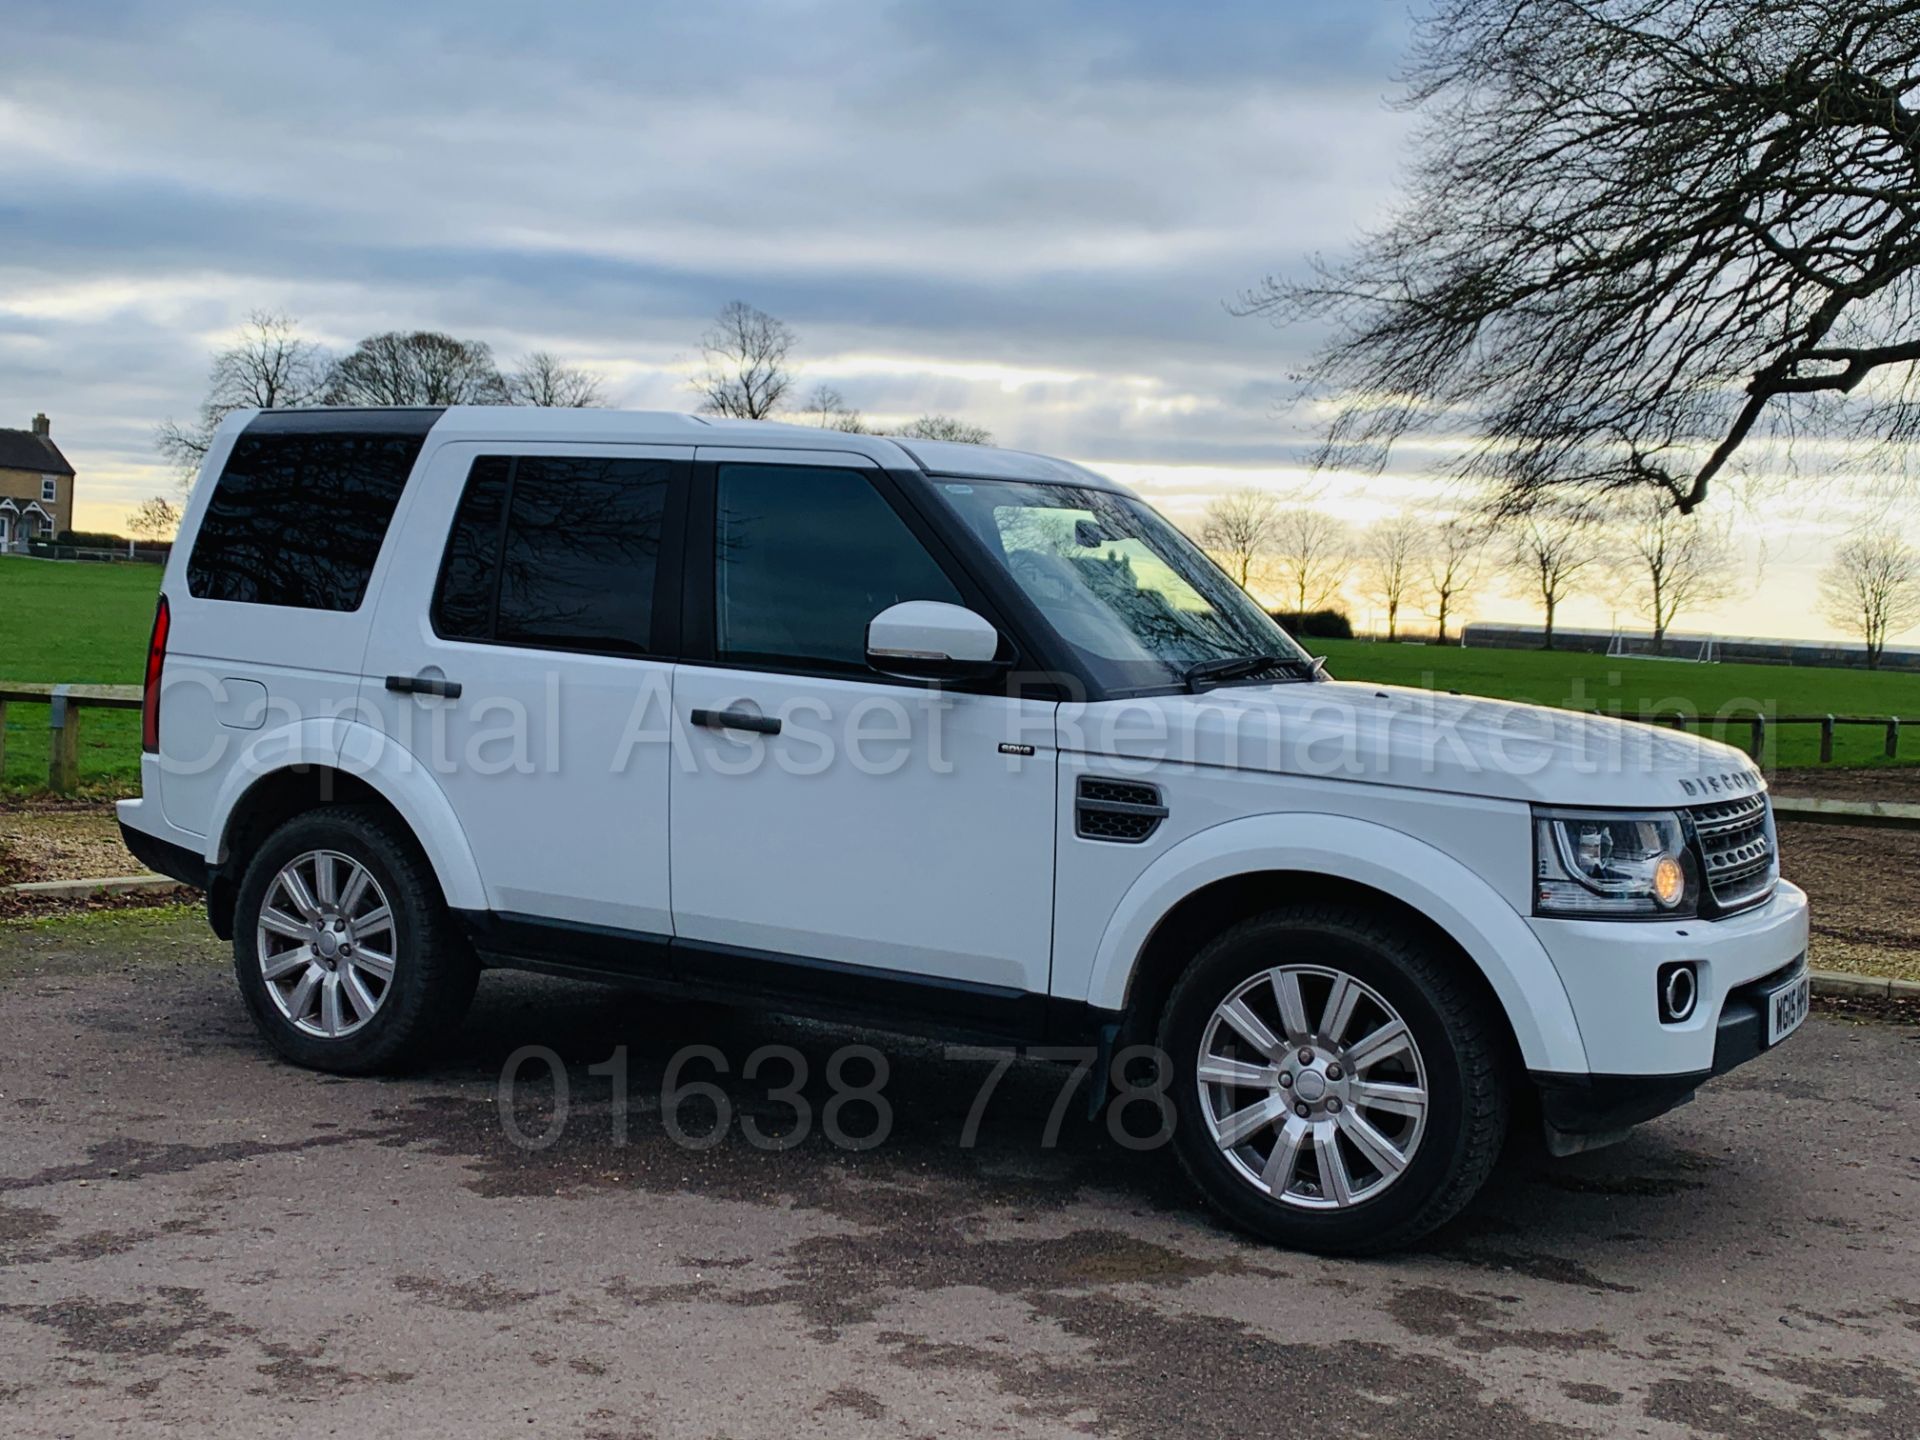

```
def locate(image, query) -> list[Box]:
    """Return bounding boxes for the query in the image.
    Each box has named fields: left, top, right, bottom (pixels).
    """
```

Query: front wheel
left=1159, top=905, right=1508, bottom=1254
left=232, top=806, right=477, bottom=1074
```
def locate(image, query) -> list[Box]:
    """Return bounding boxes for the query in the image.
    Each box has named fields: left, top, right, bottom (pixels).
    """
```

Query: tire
left=232, top=806, right=478, bottom=1074
left=1158, top=904, right=1508, bottom=1255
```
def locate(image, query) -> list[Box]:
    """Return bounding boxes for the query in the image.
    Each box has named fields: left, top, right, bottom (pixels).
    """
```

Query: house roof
left=0, top=428, right=74, bottom=476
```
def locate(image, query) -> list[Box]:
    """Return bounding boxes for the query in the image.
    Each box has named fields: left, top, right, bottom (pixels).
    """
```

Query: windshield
left=933, top=478, right=1311, bottom=692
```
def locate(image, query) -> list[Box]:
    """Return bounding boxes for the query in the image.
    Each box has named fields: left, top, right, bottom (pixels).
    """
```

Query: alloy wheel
left=256, top=849, right=398, bottom=1039
left=1196, top=964, right=1429, bottom=1209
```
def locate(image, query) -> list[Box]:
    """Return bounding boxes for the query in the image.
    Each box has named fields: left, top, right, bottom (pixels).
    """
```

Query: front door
left=362, top=442, right=687, bottom=938
left=669, top=453, right=1058, bottom=1005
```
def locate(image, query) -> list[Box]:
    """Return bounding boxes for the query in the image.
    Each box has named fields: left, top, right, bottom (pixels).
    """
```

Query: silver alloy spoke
left=314, top=853, right=338, bottom=907
left=281, top=868, right=322, bottom=921
left=1350, top=1080, right=1427, bottom=1119
left=338, top=864, right=371, bottom=915
left=351, top=947, right=395, bottom=980
left=1198, top=1055, right=1277, bottom=1090
left=1270, top=970, right=1312, bottom=1045
left=1261, top=1117, right=1309, bottom=1195
left=353, top=904, right=393, bottom=939
left=284, top=966, right=322, bottom=1024
left=1336, top=1108, right=1410, bottom=1177
left=1319, top=974, right=1361, bottom=1044
left=1218, top=998, right=1286, bottom=1063
left=320, top=972, right=345, bottom=1035
left=342, top=966, right=381, bottom=1023
left=259, top=906, right=311, bottom=941
left=261, top=945, right=316, bottom=981
left=1214, top=1095, right=1286, bottom=1150
left=1316, top=1122, right=1356, bottom=1205
left=1344, top=1019, right=1412, bottom=1071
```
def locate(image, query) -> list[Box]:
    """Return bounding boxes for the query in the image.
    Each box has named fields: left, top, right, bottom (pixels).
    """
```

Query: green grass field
left=1, top=556, right=159, bottom=793
left=1306, top=637, right=1916, bottom=769
left=1, top=554, right=1912, bottom=792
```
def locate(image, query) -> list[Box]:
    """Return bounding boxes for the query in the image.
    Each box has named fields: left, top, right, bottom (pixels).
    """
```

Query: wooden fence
left=0, top=683, right=142, bottom=794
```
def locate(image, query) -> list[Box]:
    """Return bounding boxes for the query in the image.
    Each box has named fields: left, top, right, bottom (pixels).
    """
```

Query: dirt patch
left=1778, top=824, right=1920, bottom=983
left=0, top=800, right=139, bottom=885
left=1771, top=766, right=1920, bottom=802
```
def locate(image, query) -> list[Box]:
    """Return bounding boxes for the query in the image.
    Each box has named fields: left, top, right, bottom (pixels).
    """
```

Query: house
left=0, top=414, right=75, bottom=551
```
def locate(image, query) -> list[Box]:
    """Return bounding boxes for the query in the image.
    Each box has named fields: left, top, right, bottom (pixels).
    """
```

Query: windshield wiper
left=1182, top=654, right=1322, bottom=691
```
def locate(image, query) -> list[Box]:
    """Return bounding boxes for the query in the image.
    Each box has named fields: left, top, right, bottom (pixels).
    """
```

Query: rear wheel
left=233, top=806, right=477, bottom=1073
left=1159, top=905, right=1508, bottom=1254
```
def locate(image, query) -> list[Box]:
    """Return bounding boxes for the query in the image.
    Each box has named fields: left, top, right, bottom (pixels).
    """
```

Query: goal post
left=1606, top=630, right=1717, bottom=662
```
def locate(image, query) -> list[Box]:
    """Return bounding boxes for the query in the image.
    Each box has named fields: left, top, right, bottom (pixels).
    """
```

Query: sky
left=0, top=0, right=1904, bottom=643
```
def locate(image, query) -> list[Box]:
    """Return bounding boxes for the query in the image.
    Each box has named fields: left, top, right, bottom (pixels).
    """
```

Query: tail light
left=141, top=594, right=170, bottom=753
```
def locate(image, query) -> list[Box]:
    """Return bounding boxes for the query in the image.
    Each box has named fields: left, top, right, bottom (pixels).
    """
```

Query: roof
left=0, top=428, right=74, bottom=476
left=237, top=406, right=1130, bottom=492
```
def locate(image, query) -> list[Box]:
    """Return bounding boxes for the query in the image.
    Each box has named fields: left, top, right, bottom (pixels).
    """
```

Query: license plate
left=1767, top=970, right=1810, bottom=1046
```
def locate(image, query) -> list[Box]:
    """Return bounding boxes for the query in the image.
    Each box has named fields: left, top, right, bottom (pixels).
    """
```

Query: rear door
left=361, top=441, right=688, bottom=939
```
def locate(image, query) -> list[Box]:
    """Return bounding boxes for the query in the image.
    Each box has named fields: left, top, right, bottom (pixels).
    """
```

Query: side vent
left=1076, top=776, right=1168, bottom=844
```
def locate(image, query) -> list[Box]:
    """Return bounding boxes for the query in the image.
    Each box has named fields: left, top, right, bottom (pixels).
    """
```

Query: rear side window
left=432, top=455, right=671, bottom=655
left=187, top=430, right=427, bottom=610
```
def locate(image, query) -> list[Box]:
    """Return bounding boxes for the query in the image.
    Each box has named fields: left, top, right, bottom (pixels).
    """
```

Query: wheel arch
left=203, top=721, right=485, bottom=938
left=1086, top=814, right=1588, bottom=1074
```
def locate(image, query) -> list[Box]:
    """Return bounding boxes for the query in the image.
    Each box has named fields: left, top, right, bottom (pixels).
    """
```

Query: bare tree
left=1608, top=497, right=1742, bottom=652
left=804, top=385, right=870, bottom=433
left=125, top=496, right=181, bottom=541
left=155, top=311, right=327, bottom=480
left=1272, top=507, right=1351, bottom=619
left=898, top=415, right=994, bottom=444
left=1359, top=513, right=1426, bottom=639
left=1820, top=528, right=1920, bottom=668
left=1240, top=1, right=1920, bottom=516
left=506, top=351, right=603, bottom=407
left=1503, top=514, right=1599, bottom=649
left=694, top=302, right=796, bottom=419
left=1199, top=489, right=1282, bottom=589
left=325, top=331, right=509, bottom=406
left=1426, top=517, right=1485, bottom=643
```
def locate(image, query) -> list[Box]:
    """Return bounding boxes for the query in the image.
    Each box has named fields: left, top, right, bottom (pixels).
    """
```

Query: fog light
left=1657, top=962, right=1698, bottom=1024
left=1652, top=854, right=1687, bottom=909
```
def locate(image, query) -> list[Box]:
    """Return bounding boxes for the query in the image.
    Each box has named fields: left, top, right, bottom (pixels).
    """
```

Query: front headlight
left=1533, top=808, right=1697, bottom=918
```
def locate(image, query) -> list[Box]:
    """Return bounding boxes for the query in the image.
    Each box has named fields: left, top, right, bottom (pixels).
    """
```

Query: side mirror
left=866, top=601, right=1007, bottom=682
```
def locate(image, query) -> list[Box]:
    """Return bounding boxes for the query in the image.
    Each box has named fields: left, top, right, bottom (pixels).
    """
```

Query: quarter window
left=432, top=455, right=670, bottom=655
left=713, top=464, right=962, bottom=672
left=187, top=430, right=426, bottom=610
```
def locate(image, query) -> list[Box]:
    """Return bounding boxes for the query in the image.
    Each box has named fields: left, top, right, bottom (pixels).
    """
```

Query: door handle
left=691, top=707, right=781, bottom=735
left=386, top=673, right=463, bottom=699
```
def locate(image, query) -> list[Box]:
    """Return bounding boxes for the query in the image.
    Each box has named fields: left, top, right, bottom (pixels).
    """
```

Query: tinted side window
left=188, top=431, right=426, bottom=610
left=431, top=455, right=669, bottom=655
left=714, top=464, right=962, bottom=672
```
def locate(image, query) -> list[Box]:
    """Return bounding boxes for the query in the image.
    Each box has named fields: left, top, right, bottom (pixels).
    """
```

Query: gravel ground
left=2, top=906, right=1918, bottom=1439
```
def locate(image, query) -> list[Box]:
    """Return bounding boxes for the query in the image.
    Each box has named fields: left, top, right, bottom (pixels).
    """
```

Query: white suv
left=118, top=406, right=1811, bottom=1253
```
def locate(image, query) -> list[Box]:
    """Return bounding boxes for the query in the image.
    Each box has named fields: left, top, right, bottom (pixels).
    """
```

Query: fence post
left=0, top=698, right=8, bottom=782
left=1749, top=714, right=1766, bottom=766
left=47, top=686, right=80, bottom=794
left=1889, top=718, right=1901, bottom=761
left=1820, top=714, right=1835, bottom=765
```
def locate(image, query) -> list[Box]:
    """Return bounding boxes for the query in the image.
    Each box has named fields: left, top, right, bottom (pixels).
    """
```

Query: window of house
left=712, top=464, right=963, bottom=672
left=41, top=476, right=57, bottom=502
left=432, top=454, right=670, bottom=655
left=187, top=429, right=428, bottom=610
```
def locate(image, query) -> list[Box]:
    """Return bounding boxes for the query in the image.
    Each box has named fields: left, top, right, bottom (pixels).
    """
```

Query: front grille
left=1076, top=776, right=1168, bottom=843
left=1688, top=793, right=1776, bottom=914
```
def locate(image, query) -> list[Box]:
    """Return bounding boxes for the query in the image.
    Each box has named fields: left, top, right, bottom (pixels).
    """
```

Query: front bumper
left=1531, top=953, right=1808, bottom=1144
